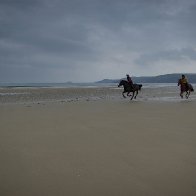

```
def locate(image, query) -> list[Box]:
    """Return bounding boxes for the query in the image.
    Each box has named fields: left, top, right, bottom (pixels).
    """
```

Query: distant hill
left=96, top=74, right=196, bottom=83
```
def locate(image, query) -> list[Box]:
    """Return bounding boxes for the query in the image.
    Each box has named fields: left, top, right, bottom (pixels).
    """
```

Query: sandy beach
left=0, top=86, right=196, bottom=196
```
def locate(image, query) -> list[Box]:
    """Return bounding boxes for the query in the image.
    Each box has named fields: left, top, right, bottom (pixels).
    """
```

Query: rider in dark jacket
left=126, top=74, right=133, bottom=89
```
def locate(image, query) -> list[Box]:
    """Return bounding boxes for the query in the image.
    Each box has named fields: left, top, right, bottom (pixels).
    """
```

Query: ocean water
left=0, top=82, right=183, bottom=88
left=0, top=82, right=117, bottom=88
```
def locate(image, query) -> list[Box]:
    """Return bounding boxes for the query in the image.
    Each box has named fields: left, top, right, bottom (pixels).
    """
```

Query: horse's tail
left=139, top=84, right=142, bottom=91
left=189, top=84, right=194, bottom=92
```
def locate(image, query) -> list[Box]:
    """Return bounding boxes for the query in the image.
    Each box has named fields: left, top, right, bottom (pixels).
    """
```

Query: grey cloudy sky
left=0, top=0, right=196, bottom=82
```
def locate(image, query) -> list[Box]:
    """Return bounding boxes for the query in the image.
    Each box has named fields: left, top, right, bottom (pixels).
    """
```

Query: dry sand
left=0, top=88, right=196, bottom=196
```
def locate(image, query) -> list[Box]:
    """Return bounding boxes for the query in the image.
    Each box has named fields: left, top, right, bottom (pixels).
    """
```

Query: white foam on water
left=0, top=92, right=29, bottom=96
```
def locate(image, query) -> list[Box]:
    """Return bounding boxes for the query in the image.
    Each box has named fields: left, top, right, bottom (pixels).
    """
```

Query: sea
left=0, top=82, right=180, bottom=88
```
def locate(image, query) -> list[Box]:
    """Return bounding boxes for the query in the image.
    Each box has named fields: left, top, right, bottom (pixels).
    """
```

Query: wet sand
left=0, top=87, right=196, bottom=196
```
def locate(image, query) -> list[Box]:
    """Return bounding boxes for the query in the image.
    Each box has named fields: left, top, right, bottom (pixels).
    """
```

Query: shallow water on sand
left=0, top=84, right=195, bottom=104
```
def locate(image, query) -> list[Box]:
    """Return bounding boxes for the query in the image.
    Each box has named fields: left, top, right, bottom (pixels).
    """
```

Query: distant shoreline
left=96, top=73, right=196, bottom=83
left=1, top=73, right=196, bottom=86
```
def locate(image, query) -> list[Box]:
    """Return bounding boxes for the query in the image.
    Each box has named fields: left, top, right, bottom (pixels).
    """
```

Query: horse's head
left=178, top=79, right=180, bottom=86
left=118, top=80, right=126, bottom=87
left=118, top=80, right=122, bottom=87
left=178, top=79, right=181, bottom=86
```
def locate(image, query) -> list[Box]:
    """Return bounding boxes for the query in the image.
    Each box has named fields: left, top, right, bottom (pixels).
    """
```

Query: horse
left=118, top=80, right=142, bottom=100
left=178, top=79, right=194, bottom=99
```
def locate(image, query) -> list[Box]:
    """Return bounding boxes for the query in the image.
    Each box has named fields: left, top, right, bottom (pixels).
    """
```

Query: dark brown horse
left=178, top=79, right=194, bottom=99
left=118, top=80, right=142, bottom=100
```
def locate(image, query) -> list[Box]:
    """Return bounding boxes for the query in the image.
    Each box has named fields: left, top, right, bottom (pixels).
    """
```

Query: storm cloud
left=1, top=0, right=196, bottom=82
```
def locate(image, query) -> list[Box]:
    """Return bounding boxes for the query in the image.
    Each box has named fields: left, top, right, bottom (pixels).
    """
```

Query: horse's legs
left=127, top=92, right=133, bottom=97
left=122, top=91, right=126, bottom=98
left=131, top=91, right=135, bottom=100
left=180, top=92, right=183, bottom=98
left=186, top=91, right=190, bottom=99
left=134, top=90, right=138, bottom=99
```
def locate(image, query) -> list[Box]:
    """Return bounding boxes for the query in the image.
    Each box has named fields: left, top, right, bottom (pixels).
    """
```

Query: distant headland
left=96, top=73, right=196, bottom=83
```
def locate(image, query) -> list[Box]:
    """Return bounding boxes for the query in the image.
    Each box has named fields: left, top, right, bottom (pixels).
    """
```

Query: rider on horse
left=178, top=74, right=189, bottom=90
left=178, top=74, right=189, bottom=98
left=126, top=74, right=134, bottom=90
